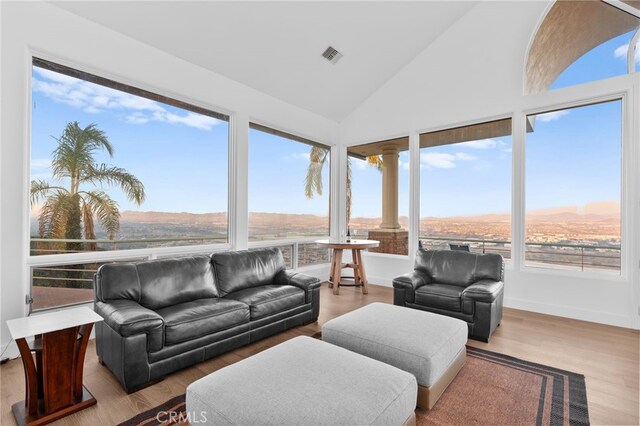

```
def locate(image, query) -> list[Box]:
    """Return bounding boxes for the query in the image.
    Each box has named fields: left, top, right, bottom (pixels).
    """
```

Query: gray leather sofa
left=94, top=247, right=321, bottom=392
left=392, top=249, right=504, bottom=342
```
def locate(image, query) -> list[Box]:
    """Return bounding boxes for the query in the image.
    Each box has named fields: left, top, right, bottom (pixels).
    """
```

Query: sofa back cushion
left=95, top=262, right=141, bottom=302
left=414, top=249, right=503, bottom=287
left=212, top=248, right=286, bottom=297
left=137, top=255, right=218, bottom=310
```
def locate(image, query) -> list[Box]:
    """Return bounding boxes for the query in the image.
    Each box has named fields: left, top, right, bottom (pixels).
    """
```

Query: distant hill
left=118, top=200, right=619, bottom=227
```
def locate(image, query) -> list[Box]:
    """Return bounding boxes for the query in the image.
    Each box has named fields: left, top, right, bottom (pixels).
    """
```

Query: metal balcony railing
left=419, top=236, right=621, bottom=272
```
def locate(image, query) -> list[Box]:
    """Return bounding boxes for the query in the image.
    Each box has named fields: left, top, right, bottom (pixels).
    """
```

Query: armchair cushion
left=225, top=285, right=305, bottom=320
left=273, top=270, right=321, bottom=303
left=392, top=271, right=430, bottom=304
left=415, top=284, right=463, bottom=312
left=95, top=299, right=164, bottom=352
left=157, top=298, right=249, bottom=346
left=462, top=280, right=504, bottom=303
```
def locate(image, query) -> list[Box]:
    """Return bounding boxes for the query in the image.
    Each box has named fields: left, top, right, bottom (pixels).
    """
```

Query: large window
left=348, top=137, right=409, bottom=255
left=248, top=124, right=331, bottom=242
left=419, top=119, right=512, bottom=258
left=525, top=100, right=622, bottom=272
left=30, top=58, right=229, bottom=309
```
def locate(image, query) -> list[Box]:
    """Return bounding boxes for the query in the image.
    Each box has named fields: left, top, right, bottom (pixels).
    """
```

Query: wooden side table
left=6, top=307, right=103, bottom=426
left=315, top=239, right=380, bottom=295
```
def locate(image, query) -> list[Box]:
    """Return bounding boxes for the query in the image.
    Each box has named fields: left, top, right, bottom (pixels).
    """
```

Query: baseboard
left=504, top=297, right=637, bottom=330
left=367, top=276, right=392, bottom=287
left=0, top=339, right=20, bottom=361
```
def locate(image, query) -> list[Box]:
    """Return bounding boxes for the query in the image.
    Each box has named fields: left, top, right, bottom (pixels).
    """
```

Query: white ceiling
left=51, top=1, right=477, bottom=122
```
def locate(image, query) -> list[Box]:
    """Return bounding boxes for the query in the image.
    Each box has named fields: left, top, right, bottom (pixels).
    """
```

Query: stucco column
left=380, top=145, right=400, bottom=229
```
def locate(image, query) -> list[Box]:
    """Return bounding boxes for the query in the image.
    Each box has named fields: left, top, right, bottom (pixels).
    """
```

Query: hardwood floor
left=1, top=283, right=638, bottom=425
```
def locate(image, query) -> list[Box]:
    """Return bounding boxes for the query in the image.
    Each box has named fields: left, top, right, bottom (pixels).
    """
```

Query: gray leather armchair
left=393, top=249, right=504, bottom=342
left=94, top=248, right=321, bottom=392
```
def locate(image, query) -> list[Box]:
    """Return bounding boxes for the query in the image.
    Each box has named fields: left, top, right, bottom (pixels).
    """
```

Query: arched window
left=526, top=0, right=640, bottom=94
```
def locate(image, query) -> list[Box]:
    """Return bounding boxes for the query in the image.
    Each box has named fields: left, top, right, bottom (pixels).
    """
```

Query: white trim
left=512, top=111, right=526, bottom=272
left=603, top=0, right=640, bottom=19
left=504, top=296, right=633, bottom=329
left=408, top=131, right=420, bottom=262
left=628, top=27, right=640, bottom=74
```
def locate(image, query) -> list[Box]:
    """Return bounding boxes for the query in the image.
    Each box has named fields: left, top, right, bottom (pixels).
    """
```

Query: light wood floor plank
left=1, top=283, right=638, bottom=425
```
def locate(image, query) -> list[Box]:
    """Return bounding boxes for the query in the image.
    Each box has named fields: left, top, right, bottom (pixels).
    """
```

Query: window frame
left=519, top=87, right=631, bottom=280
left=247, top=121, right=334, bottom=250
left=25, top=54, right=234, bottom=312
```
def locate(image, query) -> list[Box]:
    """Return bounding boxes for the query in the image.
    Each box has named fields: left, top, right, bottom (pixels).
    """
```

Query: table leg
left=332, top=249, right=343, bottom=295
left=351, top=249, right=360, bottom=287
left=328, top=249, right=335, bottom=287
left=15, top=338, right=38, bottom=416
left=356, top=249, right=369, bottom=294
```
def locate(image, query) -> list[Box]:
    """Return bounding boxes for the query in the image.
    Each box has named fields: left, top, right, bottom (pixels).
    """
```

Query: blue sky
left=31, top=29, right=636, bottom=220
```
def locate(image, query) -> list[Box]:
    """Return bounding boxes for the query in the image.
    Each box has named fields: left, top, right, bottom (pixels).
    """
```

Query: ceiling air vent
left=322, top=46, right=343, bottom=65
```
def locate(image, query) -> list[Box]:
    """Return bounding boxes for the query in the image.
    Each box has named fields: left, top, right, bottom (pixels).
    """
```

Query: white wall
left=0, top=1, right=339, bottom=357
left=342, top=1, right=640, bottom=329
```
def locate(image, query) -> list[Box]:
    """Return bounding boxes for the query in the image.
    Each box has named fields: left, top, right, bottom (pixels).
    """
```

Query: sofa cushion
left=157, top=298, right=249, bottom=345
left=137, top=255, right=218, bottom=310
left=415, top=284, right=463, bottom=312
left=225, top=285, right=305, bottom=320
left=95, top=263, right=141, bottom=302
left=212, top=248, right=286, bottom=296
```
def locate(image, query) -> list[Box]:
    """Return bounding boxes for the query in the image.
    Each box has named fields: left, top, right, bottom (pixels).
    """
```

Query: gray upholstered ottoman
left=186, top=336, right=417, bottom=425
left=322, top=302, right=467, bottom=410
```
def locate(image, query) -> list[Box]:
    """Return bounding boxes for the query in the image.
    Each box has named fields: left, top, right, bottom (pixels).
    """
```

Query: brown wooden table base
left=13, top=324, right=95, bottom=426
left=11, top=386, right=96, bottom=426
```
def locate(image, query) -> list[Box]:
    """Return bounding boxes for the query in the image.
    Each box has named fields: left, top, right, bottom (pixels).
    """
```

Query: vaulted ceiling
left=50, top=1, right=478, bottom=122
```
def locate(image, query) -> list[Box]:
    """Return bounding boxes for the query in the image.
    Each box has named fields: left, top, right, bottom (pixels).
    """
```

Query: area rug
left=118, top=346, right=589, bottom=426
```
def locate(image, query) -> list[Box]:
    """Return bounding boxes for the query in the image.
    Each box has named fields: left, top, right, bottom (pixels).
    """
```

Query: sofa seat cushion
left=225, top=285, right=305, bottom=320
left=157, top=298, right=249, bottom=346
left=415, top=284, right=463, bottom=312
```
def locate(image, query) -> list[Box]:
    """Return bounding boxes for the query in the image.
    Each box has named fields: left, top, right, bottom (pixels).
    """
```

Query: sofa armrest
left=392, top=271, right=430, bottom=304
left=274, top=270, right=321, bottom=303
left=95, top=300, right=164, bottom=351
left=462, top=280, right=503, bottom=303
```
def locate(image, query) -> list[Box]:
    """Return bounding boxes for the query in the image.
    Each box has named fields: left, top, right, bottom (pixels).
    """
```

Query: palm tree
left=31, top=121, right=145, bottom=253
left=305, top=146, right=381, bottom=224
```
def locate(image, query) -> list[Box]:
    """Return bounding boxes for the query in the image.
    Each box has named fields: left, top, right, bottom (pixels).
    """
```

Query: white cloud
left=420, top=152, right=475, bottom=169
left=454, top=152, right=476, bottom=161
left=31, top=158, right=51, bottom=170
left=537, top=110, right=569, bottom=122
left=125, top=112, right=150, bottom=124
left=460, top=138, right=497, bottom=149
left=614, top=39, right=640, bottom=64
left=282, top=152, right=311, bottom=162
left=33, top=67, right=220, bottom=131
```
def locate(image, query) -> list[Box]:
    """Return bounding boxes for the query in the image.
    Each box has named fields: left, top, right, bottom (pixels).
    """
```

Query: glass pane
left=348, top=137, right=409, bottom=255
left=298, top=243, right=330, bottom=267
left=551, top=30, right=638, bottom=90
left=249, top=245, right=293, bottom=269
left=525, top=100, right=621, bottom=272
left=31, top=259, right=142, bottom=311
left=30, top=61, right=229, bottom=256
left=419, top=120, right=512, bottom=259
left=248, top=127, right=330, bottom=241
